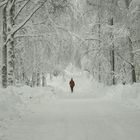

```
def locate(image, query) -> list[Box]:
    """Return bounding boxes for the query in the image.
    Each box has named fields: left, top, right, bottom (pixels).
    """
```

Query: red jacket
left=69, top=79, right=75, bottom=87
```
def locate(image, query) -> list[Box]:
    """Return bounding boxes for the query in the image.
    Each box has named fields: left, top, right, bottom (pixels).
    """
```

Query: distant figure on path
left=69, top=78, right=75, bottom=93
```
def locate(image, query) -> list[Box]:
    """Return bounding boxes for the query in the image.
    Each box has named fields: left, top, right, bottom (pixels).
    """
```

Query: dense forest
left=0, top=0, right=140, bottom=88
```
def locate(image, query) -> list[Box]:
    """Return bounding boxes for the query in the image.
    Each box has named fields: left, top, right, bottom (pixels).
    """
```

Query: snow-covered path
left=3, top=91, right=140, bottom=140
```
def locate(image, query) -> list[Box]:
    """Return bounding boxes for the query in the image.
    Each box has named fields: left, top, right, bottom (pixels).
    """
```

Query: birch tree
left=0, top=0, right=47, bottom=87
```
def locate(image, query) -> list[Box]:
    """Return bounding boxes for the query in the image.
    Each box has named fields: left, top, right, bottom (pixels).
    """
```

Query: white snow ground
left=1, top=70, right=140, bottom=140
left=3, top=96, right=140, bottom=140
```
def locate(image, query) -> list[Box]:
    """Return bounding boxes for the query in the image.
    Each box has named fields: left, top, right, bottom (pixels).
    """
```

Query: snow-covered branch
left=0, top=0, right=8, bottom=8
left=15, top=0, right=26, bottom=4
left=8, top=0, right=16, bottom=11
left=14, top=34, right=44, bottom=38
left=12, top=0, right=48, bottom=35
left=85, top=38, right=101, bottom=42
left=133, top=48, right=140, bottom=54
left=14, top=0, right=30, bottom=20
left=116, top=51, right=133, bottom=66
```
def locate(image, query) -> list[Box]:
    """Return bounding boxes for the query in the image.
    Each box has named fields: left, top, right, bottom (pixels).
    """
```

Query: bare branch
left=1, top=0, right=16, bottom=9
left=133, top=49, right=140, bottom=54
left=85, top=38, right=101, bottom=42
left=14, top=0, right=30, bottom=20
left=12, top=0, right=48, bottom=34
left=0, top=0, right=8, bottom=8
left=15, top=0, right=26, bottom=3
left=116, top=51, right=133, bottom=66
left=9, top=0, right=16, bottom=10
left=14, top=34, right=44, bottom=38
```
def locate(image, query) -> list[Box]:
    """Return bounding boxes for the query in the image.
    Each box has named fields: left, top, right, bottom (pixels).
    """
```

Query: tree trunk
left=98, top=63, right=101, bottom=82
left=6, top=0, right=15, bottom=86
left=109, top=18, right=115, bottom=85
left=111, top=43, right=115, bottom=85
left=50, top=73, right=53, bottom=81
left=2, top=6, right=7, bottom=88
left=98, top=0, right=101, bottom=83
left=98, top=21, right=101, bottom=83
left=131, top=65, right=136, bottom=83
left=128, top=37, right=136, bottom=83
left=22, top=72, right=25, bottom=84
left=42, top=73, right=46, bottom=87
left=32, top=72, right=36, bottom=87
left=37, top=72, right=40, bottom=86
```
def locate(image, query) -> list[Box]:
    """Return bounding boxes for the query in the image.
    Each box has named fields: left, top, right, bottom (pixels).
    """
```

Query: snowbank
left=0, top=87, right=21, bottom=121
left=0, top=85, right=56, bottom=138
left=106, top=83, right=140, bottom=108
left=0, top=87, right=22, bottom=138
left=0, top=86, right=56, bottom=121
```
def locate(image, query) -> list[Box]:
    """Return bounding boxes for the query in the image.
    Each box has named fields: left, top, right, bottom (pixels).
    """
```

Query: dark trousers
left=70, top=86, right=74, bottom=93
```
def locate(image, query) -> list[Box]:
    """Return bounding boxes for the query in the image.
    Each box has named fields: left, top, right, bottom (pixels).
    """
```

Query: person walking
left=69, top=78, right=75, bottom=93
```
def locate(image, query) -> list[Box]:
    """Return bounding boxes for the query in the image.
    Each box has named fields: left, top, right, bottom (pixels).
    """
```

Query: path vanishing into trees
left=3, top=89, right=140, bottom=140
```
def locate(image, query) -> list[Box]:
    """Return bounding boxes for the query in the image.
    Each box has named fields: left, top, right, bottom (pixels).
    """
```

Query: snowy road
left=3, top=92, right=140, bottom=140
